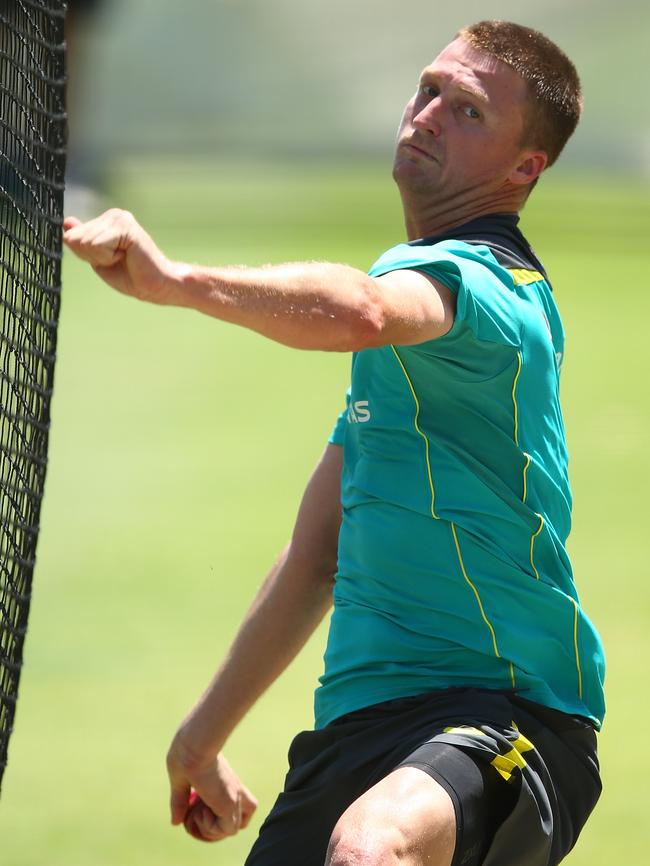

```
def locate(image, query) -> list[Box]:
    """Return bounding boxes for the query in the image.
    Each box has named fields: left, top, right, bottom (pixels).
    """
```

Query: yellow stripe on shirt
left=512, top=352, right=523, bottom=445
left=509, top=268, right=544, bottom=286
left=571, top=597, right=584, bottom=699
left=390, top=345, right=438, bottom=520
left=451, top=523, right=501, bottom=660
left=530, top=514, right=544, bottom=580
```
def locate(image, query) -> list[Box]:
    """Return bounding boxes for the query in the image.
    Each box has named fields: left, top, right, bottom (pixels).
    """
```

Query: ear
left=509, top=150, right=548, bottom=186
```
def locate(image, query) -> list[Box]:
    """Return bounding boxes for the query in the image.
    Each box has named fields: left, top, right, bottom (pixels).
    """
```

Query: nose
left=412, top=97, right=443, bottom=137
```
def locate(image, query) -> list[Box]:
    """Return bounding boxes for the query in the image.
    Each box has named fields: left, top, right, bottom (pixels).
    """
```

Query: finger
left=63, top=215, right=102, bottom=243
left=184, top=803, right=210, bottom=841
left=200, top=822, right=229, bottom=843
left=64, top=224, right=125, bottom=267
left=184, top=800, right=229, bottom=844
left=87, top=227, right=129, bottom=267
left=240, top=786, right=258, bottom=829
left=192, top=791, right=241, bottom=839
left=183, top=802, right=210, bottom=841
left=63, top=209, right=131, bottom=252
left=196, top=781, right=240, bottom=831
left=212, top=801, right=241, bottom=837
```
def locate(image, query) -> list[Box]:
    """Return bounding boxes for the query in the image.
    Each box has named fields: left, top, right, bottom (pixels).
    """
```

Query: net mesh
left=0, top=0, right=66, bottom=793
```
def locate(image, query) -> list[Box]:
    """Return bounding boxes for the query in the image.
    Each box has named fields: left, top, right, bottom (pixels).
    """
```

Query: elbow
left=285, top=545, right=338, bottom=591
left=350, top=303, right=385, bottom=350
left=310, top=554, right=338, bottom=590
left=293, top=265, right=387, bottom=352
left=345, top=282, right=387, bottom=351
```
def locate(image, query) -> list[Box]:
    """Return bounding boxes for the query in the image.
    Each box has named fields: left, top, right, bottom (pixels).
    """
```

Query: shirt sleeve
left=328, top=388, right=351, bottom=446
left=369, top=240, right=522, bottom=348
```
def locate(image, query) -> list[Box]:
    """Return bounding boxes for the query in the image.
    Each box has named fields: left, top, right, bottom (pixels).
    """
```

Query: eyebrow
left=458, top=85, right=490, bottom=104
left=419, top=71, right=490, bottom=105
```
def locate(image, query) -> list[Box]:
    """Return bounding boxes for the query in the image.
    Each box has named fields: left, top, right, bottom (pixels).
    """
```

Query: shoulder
left=370, top=239, right=523, bottom=347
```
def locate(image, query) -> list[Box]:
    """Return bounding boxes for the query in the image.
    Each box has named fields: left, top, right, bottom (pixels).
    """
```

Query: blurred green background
left=2, top=0, right=650, bottom=864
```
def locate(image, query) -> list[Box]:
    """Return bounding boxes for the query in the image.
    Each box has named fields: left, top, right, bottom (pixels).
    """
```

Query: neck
left=400, top=184, right=526, bottom=241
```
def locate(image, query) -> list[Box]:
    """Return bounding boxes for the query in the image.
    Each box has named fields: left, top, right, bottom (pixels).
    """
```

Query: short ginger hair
left=459, top=21, right=582, bottom=167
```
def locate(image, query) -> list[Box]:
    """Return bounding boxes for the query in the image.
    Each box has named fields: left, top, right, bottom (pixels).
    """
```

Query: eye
left=420, top=84, right=439, bottom=98
left=461, top=104, right=481, bottom=120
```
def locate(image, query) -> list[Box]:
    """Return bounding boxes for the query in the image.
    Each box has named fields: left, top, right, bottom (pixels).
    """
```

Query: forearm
left=176, top=544, right=334, bottom=761
left=64, top=210, right=455, bottom=350
left=166, top=446, right=342, bottom=829
left=166, top=260, right=384, bottom=351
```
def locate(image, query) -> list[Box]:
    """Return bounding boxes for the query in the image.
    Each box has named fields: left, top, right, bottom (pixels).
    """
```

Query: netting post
left=0, top=0, right=67, bottom=796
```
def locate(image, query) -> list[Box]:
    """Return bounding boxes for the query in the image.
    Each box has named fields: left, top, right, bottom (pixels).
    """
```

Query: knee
left=325, top=823, right=402, bottom=866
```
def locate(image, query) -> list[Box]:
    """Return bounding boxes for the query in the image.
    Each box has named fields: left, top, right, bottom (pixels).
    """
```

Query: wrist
left=177, top=696, right=235, bottom=760
left=160, top=259, right=197, bottom=308
left=171, top=719, right=225, bottom=773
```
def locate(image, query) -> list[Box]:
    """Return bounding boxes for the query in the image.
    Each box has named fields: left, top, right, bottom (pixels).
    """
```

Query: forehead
left=423, top=37, right=528, bottom=108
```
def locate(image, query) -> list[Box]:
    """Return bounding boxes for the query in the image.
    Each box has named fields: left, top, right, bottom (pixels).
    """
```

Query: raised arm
left=63, top=209, right=455, bottom=350
left=165, top=443, right=343, bottom=842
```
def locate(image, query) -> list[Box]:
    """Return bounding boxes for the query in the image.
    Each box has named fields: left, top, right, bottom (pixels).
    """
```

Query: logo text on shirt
left=348, top=400, right=371, bottom=423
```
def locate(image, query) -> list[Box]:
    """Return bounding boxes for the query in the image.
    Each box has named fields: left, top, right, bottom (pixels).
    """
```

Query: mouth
left=401, top=141, right=439, bottom=162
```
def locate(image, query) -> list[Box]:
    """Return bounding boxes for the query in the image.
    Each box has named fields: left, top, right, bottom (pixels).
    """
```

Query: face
left=393, top=38, right=543, bottom=203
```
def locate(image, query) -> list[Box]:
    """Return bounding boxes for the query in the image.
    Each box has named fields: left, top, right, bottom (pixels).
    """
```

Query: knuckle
left=106, top=207, right=133, bottom=226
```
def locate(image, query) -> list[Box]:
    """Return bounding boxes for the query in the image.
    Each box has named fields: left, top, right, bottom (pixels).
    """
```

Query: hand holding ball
left=184, top=791, right=227, bottom=843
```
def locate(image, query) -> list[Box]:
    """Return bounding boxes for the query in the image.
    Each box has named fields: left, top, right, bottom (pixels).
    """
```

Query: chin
left=393, top=156, right=426, bottom=182
left=393, top=163, right=440, bottom=198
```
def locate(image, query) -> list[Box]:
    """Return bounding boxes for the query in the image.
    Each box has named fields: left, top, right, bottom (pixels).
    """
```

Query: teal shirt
left=315, top=233, right=606, bottom=730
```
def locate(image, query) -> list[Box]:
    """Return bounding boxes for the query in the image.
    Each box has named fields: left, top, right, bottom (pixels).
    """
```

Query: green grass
left=0, top=161, right=648, bottom=864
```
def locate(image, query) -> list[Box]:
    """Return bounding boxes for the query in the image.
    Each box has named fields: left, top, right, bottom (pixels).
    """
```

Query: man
left=64, top=21, right=605, bottom=866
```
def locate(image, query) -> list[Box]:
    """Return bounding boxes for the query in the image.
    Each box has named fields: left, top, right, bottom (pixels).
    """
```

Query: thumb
left=63, top=216, right=82, bottom=231
left=170, top=779, right=192, bottom=826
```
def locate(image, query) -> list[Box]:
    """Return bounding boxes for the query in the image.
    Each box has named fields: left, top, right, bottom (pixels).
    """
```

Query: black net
left=0, top=0, right=66, bottom=793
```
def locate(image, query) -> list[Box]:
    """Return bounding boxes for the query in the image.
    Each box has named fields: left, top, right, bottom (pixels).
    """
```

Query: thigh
left=245, top=728, right=512, bottom=866
left=245, top=691, right=519, bottom=866
left=325, top=765, right=456, bottom=866
left=409, top=702, right=601, bottom=866
left=244, top=701, right=459, bottom=866
left=244, top=726, right=369, bottom=866
left=244, top=689, right=598, bottom=866
left=400, top=740, right=517, bottom=866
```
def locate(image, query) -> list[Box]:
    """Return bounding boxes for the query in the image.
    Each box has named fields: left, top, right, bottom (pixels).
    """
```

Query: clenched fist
left=166, top=731, right=258, bottom=843
left=63, top=209, right=179, bottom=304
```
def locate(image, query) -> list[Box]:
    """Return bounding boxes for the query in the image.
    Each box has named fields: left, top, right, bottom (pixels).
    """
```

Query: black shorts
left=244, top=689, right=601, bottom=866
